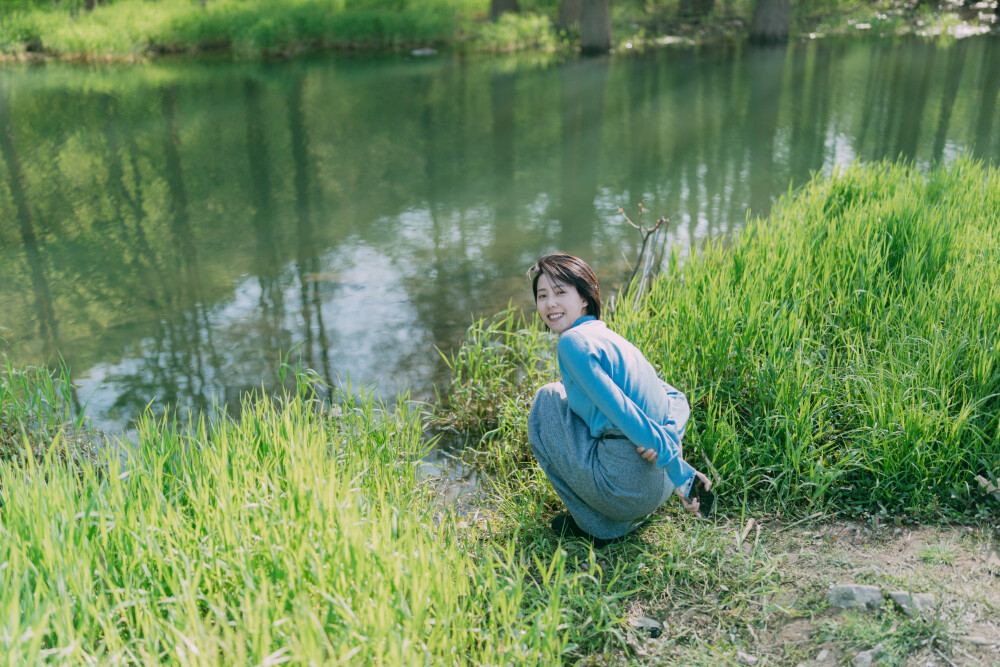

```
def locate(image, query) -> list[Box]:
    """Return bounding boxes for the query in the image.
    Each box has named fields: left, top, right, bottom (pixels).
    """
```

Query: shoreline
left=1, top=3, right=994, bottom=65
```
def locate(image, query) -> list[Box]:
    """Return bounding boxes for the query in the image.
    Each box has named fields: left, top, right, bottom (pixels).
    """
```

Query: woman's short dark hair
left=528, top=252, right=602, bottom=321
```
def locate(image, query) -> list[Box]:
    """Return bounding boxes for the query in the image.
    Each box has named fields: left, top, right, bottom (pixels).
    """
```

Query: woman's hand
left=675, top=470, right=711, bottom=516
left=635, top=445, right=657, bottom=463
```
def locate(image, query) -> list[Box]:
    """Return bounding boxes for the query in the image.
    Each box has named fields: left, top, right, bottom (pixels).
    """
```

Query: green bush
left=472, top=12, right=563, bottom=52
left=0, top=0, right=471, bottom=57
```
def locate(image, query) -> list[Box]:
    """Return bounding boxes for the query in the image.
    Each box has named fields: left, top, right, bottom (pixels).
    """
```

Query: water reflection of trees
left=0, top=40, right=997, bottom=429
left=0, top=84, right=60, bottom=359
left=933, top=38, right=969, bottom=162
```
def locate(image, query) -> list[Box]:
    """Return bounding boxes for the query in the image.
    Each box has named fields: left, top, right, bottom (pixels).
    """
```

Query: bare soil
left=624, top=519, right=1000, bottom=666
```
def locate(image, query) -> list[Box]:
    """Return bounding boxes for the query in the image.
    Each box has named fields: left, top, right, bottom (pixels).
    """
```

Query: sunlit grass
left=1, top=369, right=566, bottom=661
left=440, top=158, right=1000, bottom=519
left=1, top=357, right=787, bottom=662
left=473, top=12, right=563, bottom=52
left=0, top=0, right=482, bottom=58
left=3, top=159, right=995, bottom=662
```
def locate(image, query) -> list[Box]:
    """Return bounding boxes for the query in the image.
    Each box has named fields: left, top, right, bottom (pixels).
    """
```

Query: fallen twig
left=775, top=511, right=825, bottom=533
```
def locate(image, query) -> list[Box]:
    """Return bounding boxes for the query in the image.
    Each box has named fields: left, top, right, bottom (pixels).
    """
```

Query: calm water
left=2, top=37, right=998, bottom=432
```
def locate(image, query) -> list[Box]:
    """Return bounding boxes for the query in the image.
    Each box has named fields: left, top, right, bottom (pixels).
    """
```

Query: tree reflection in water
left=0, top=39, right=996, bottom=432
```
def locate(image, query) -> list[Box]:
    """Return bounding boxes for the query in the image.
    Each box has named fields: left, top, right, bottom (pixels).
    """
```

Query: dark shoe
left=550, top=513, right=622, bottom=548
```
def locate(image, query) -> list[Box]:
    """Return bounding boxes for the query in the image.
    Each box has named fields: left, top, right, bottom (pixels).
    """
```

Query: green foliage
left=0, top=355, right=786, bottom=662
left=0, top=366, right=569, bottom=661
left=435, top=306, right=557, bottom=435
left=472, top=12, right=563, bottom=52
left=158, top=0, right=463, bottom=54
left=628, top=158, right=1000, bottom=516
left=0, top=354, right=95, bottom=466
left=0, top=0, right=989, bottom=58
left=0, top=0, right=476, bottom=57
left=440, top=159, right=1000, bottom=518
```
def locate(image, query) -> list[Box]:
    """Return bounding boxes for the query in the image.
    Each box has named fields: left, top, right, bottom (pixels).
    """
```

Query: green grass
left=3, top=159, right=997, bottom=662
left=1, top=356, right=784, bottom=662
left=0, top=355, right=96, bottom=466
left=439, top=158, right=1000, bottom=520
left=1, top=0, right=985, bottom=59
left=0, top=0, right=481, bottom=58
left=916, top=542, right=957, bottom=565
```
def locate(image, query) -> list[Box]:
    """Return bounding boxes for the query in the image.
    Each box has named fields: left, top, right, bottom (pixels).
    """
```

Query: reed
left=442, top=158, right=1000, bottom=518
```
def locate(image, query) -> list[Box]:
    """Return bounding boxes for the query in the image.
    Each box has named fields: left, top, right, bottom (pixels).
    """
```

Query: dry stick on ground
left=774, top=512, right=825, bottom=533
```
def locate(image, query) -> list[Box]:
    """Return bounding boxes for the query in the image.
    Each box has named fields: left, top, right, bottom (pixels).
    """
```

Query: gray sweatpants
left=527, top=382, right=675, bottom=539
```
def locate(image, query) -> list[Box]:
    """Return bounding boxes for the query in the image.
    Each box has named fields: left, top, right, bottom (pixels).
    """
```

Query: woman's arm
left=558, top=335, right=695, bottom=492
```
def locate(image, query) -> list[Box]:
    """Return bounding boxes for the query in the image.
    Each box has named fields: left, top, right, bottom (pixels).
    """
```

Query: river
left=1, top=36, right=998, bottom=433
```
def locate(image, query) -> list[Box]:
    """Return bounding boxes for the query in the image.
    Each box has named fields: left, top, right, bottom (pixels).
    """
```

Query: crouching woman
left=527, top=252, right=712, bottom=546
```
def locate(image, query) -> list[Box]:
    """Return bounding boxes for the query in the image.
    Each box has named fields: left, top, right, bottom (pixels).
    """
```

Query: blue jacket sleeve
left=558, top=335, right=695, bottom=491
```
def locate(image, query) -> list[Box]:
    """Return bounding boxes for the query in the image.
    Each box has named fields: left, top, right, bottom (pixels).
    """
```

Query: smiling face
left=534, top=272, right=589, bottom=334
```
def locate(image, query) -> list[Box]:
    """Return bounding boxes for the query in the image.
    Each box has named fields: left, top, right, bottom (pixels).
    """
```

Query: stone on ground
left=888, top=590, right=916, bottom=617
left=828, top=584, right=883, bottom=610
left=851, top=642, right=885, bottom=667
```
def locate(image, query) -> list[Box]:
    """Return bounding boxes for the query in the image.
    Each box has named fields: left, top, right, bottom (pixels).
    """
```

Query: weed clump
left=0, top=355, right=99, bottom=467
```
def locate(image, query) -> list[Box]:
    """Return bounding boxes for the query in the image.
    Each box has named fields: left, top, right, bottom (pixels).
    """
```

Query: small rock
left=736, top=650, right=758, bottom=664
left=816, top=648, right=830, bottom=661
left=888, top=590, right=917, bottom=617
left=629, top=616, right=662, bottom=638
left=852, top=642, right=885, bottom=667
left=829, top=584, right=883, bottom=610
left=852, top=654, right=874, bottom=667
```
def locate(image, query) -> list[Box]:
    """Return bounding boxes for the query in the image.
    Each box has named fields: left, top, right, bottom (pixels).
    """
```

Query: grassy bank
left=0, top=356, right=97, bottom=465
left=1, top=375, right=996, bottom=666
left=0, top=0, right=477, bottom=59
left=0, top=0, right=989, bottom=60
left=0, top=359, right=784, bottom=663
left=439, top=158, right=1000, bottom=521
left=2, top=159, right=999, bottom=663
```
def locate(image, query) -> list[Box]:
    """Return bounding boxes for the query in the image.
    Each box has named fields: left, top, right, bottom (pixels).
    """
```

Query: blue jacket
left=557, top=315, right=695, bottom=492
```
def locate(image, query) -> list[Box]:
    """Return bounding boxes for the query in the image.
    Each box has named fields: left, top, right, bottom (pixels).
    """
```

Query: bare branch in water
left=615, top=203, right=670, bottom=313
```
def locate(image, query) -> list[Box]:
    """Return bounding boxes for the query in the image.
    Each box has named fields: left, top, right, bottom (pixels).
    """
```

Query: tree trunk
left=580, top=0, right=612, bottom=54
left=490, top=0, right=519, bottom=21
left=748, top=0, right=790, bottom=45
left=558, top=0, right=582, bottom=31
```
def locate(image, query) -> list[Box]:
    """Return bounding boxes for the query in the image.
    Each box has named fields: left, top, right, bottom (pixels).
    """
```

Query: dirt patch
left=617, top=518, right=1000, bottom=665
